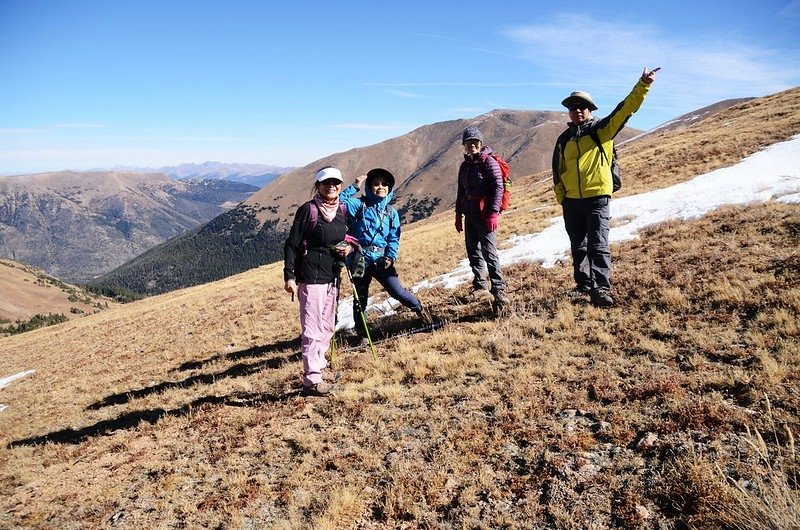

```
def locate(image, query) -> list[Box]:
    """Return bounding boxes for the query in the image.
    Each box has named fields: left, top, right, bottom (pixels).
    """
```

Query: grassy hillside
left=0, top=87, right=798, bottom=529
left=0, top=258, right=120, bottom=335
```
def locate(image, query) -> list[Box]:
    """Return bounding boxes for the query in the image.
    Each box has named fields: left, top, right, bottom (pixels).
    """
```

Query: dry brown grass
left=1, top=88, right=799, bottom=529
left=0, top=259, right=119, bottom=326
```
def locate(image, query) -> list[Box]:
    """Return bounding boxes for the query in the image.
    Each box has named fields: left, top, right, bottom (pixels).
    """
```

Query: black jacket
left=283, top=201, right=348, bottom=284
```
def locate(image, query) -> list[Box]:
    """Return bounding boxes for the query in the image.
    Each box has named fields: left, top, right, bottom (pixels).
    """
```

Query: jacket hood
left=364, top=187, right=394, bottom=210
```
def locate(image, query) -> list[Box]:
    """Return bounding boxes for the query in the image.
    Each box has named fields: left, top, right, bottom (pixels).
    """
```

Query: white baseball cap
left=315, top=167, right=343, bottom=183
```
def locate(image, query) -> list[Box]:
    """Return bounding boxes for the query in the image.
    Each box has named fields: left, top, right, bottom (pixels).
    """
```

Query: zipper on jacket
left=574, top=137, right=584, bottom=198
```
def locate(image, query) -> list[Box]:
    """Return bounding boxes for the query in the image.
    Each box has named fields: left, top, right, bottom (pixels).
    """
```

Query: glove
left=455, top=214, right=463, bottom=233
left=485, top=213, right=498, bottom=232
left=378, top=256, right=393, bottom=270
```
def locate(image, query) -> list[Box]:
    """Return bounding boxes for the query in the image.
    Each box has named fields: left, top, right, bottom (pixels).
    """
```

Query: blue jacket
left=340, top=184, right=401, bottom=264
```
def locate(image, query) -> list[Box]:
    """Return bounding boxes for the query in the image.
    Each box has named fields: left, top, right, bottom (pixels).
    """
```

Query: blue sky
left=1, top=0, right=799, bottom=175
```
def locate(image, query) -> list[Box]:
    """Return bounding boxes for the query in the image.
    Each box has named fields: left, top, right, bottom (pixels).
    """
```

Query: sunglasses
left=567, top=104, right=590, bottom=112
left=319, top=179, right=341, bottom=186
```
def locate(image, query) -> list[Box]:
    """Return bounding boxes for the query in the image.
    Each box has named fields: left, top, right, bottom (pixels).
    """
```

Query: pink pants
left=298, top=282, right=338, bottom=386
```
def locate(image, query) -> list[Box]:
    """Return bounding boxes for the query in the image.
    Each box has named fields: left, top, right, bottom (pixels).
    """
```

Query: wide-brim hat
left=366, top=168, right=395, bottom=190
left=561, top=91, right=598, bottom=111
left=315, top=167, right=343, bottom=183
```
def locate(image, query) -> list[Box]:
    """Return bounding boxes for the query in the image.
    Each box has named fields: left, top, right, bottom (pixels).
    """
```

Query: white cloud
left=448, top=107, right=486, bottom=115
left=779, top=0, right=800, bottom=17
left=368, top=81, right=562, bottom=88
left=331, top=122, right=411, bottom=131
left=0, top=128, right=44, bottom=135
left=384, top=89, right=427, bottom=99
left=504, top=14, right=800, bottom=111
left=51, top=123, right=108, bottom=129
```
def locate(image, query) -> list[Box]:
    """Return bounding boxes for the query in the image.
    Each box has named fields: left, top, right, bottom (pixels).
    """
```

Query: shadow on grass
left=174, top=337, right=301, bottom=372
left=9, top=390, right=299, bottom=447
left=88, top=293, right=509, bottom=410
left=11, top=299, right=505, bottom=448
left=86, top=342, right=302, bottom=411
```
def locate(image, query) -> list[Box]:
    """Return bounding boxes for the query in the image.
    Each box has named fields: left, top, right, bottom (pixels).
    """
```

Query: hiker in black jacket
left=455, top=126, right=509, bottom=306
left=284, top=167, right=352, bottom=397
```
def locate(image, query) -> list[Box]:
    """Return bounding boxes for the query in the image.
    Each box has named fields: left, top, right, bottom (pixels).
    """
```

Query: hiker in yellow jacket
left=552, top=66, right=660, bottom=307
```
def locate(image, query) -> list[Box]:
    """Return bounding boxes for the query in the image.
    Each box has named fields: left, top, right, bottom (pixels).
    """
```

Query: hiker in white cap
left=283, top=166, right=352, bottom=396
left=552, top=67, right=660, bottom=307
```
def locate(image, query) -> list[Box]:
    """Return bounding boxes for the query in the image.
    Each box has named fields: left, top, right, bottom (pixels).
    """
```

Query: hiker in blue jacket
left=340, top=168, right=425, bottom=337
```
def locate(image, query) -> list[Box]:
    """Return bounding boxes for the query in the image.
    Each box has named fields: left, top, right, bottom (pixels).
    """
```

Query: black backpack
left=559, top=129, right=621, bottom=193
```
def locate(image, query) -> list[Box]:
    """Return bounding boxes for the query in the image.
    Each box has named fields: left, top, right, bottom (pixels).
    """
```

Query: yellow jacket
left=552, top=80, right=651, bottom=203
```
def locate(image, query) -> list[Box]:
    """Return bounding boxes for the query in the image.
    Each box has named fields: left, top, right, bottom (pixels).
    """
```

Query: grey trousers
left=464, top=214, right=506, bottom=293
left=562, top=196, right=611, bottom=292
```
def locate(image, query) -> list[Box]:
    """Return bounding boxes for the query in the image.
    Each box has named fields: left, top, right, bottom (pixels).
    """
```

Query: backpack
left=488, top=154, right=512, bottom=212
left=350, top=198, right=396, bottom=232
left=559, top=130, right=621, bottom=193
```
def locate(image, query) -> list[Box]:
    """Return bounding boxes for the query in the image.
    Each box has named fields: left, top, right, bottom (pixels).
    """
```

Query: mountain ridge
left=0, top=171, right=259, bottom=281
left=103, top=161, right=295, bottom=187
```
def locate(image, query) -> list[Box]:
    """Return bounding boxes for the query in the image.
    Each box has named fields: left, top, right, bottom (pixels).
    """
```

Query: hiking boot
left=347, top=332, right=371, bottom=348
left=567, top=285, right=592, bottom=300
left=414, top=306, right=433, bottom=325
left=464, top=287, right=490, bottom=302
left=493, top=290, right=510, bottom=306
left=301, top=381, right=337, bottom=397
left=590, top=289, right=614, bottom=308
left=321, top=369, right=343, bottom=383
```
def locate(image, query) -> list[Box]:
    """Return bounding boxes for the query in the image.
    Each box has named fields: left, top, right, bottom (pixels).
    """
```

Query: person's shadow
left=8, top=337, right=302, bottom=448
left=9, top=305, right=486, bottom=448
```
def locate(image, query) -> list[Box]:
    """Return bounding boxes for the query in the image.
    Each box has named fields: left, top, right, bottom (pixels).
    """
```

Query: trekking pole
left=329, top=274, right=342, bottom=369
left=344, top=265, right=378, bottom=361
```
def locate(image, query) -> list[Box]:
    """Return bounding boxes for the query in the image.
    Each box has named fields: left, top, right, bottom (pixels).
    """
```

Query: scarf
left=313, top=192, right=339, bottom=222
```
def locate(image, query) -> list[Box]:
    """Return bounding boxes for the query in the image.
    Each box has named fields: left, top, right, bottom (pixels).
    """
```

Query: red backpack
left=488, top=154, right=511, bottom=212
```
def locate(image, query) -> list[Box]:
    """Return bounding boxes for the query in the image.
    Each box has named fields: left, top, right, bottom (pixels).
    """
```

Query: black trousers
left=561, top=196, right=611, bottom=292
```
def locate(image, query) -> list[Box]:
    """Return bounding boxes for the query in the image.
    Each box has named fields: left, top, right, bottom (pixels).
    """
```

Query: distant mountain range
left=106, top=162, right=295, bottom=187
left=0, top=172, right=259, bottom=282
